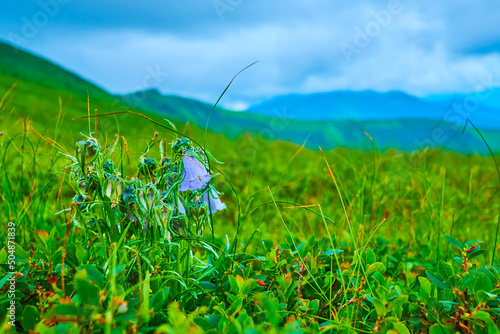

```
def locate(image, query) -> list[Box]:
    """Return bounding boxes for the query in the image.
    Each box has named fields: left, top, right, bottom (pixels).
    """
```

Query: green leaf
left=371, top=272, right=385, bottom=286
left=425, top=271, right=451, bottom=291
left=367, top=262, right=386, bottom=276
left=474, top=273, right=493, bottom=293
left=365, top=249, right=376, bottom=264
left=49, top=226, right=57, bottom=254
left=320, top=249, right=343, bottom=256
left=201, top=314, right=220, bottom=331
left=50, top=250, right=62, bottom=266
left=15, top=243, right=29, bottom=262
left=309, top=299, right=320, bottom=315
left=372, top=297, right=386, bottom=317
left=34, top=323, right=55, bottom=334
left=375, top=286, right=389, bottom=301
left=418, top=277, right=432, bottom=296
left=0, top=273, right=14, bottom=290
left=392, top=322, right=410, bottom=334
left=228, top=276, right=239, bottom=294
left=22, top=305, right=41, bottom=331
left=465, top=239, right=483, bottom=245
left=475, top=290, right=498, bottom=303
left=49, top=304, right=80, bottom=317
left=459, top=274, right=472, bottom=291
left=444, top=235, right=464, bottom=249
left=198, top=281, right=216, bottom=290
left=257, top=293, right=283, bottom=327
left=74, top=270, right=100, bottom=307
left=429, top=324, right=452, bottom=334
left=437, top=261, right=454, bottom=280
left=77, top=265, right=103, bottom=288
left=150, top=287, right=169, bottom=312
left=76, top=244, right=85, bottom=265
left=140, top=273, right=151, bottom=323
left=194, top=317, right=215, bottom=331
left=388, top=295, right=408, bottom=313
left=468, top=249, right=486, bottom=259
left=35, top=230, right=50, bottom=247
left=227, top=297, right=244, bottom=316
left=0, top=248, right=7, bottom=264
left=54, top=323, right=79, bottom=334
left=110, top=264, right=126, bottom=277
left=472, top=311, right=500, bottom=334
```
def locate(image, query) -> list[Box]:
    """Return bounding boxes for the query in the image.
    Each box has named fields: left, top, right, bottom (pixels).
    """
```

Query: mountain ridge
left=246, top=89, right=500, bottom=130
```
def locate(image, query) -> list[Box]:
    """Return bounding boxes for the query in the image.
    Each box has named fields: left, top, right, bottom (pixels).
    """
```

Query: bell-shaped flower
left=179, top=154, right=210, bottom=192
left=202, top=188, right=226, bottom=214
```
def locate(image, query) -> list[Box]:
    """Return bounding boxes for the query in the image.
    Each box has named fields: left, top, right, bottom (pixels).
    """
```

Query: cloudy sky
left=1, top=0, right=500, bottom=110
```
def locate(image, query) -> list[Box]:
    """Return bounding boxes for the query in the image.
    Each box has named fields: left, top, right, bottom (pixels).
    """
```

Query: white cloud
left=223, top=101, right=250, bottom=111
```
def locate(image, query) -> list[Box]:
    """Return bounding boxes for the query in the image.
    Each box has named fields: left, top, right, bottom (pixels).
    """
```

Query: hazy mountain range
left=1, top=39, right=499, bottom=154
left=248, top=90, right=500, bottom=131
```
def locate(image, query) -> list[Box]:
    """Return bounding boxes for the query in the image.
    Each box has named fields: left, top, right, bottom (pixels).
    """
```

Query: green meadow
left=1, top=41, right=500, bottom=333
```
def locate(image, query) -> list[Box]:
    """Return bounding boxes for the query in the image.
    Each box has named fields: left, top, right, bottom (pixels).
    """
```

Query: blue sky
left=1, top=0, right=500, bottom=110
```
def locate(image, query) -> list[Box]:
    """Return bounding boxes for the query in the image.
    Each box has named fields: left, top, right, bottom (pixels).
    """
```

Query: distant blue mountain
left=247, top=90, right=500, bottom=130
left=128, top=89, right=500, bottom=155
left=420, top=88, right=500, bottom=116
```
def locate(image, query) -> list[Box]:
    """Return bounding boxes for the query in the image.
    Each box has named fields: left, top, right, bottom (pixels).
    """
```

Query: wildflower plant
left=65, top=134, right=226, bottom=301
left=70, top=135, right=223, bottom=237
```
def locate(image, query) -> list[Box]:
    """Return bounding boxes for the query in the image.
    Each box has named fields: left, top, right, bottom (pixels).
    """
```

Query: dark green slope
left=0, top=40, right=188, bottom=149
left=0, top=40, right=109, bottom=100
left=124, top=89, right=286, bottom=139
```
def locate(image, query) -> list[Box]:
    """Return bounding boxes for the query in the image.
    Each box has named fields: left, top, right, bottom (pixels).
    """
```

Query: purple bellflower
left=203, top=188, right=226, bottom=214
left=179, top=154, right=210, bottom=192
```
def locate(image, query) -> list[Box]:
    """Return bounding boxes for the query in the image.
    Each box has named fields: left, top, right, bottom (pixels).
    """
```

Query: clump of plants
left=69, top=135, right=225, bottom=244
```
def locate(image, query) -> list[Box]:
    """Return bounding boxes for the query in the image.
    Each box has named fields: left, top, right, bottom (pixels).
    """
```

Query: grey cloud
left=0, top=0, right=499, bottom=107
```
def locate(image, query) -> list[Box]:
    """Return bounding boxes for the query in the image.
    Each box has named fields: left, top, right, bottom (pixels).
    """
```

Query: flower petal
left=179, top=156, right=210, bottom=191
left=203, top=190, right=226, bottom=214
